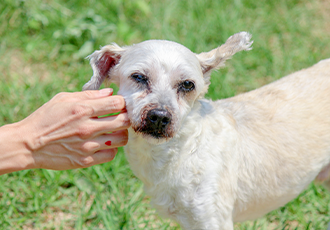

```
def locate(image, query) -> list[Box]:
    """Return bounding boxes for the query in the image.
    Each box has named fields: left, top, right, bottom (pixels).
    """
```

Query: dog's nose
left=147, top=109, right=172, bottom=129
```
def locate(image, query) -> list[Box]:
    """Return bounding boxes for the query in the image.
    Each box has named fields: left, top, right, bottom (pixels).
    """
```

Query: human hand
left=8, top=88, right=130, bottom=171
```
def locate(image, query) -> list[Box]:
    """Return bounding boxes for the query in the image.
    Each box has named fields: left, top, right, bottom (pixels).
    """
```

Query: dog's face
left=115, top=40, right=205, bottom=141
left=83, top=32, right=252, bottom=142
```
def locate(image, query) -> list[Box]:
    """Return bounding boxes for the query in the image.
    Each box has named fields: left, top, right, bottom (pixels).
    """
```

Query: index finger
left=77, top=88, right=114, bottom=100
left=89, top=95, right=126, bottom=117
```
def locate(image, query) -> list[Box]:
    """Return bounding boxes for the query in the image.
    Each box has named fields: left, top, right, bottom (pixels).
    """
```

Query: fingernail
left=109, top=149, right=118, bottom=160
left=99, top=88, right=113, bottom=96
left=105, top=141, right=112, bottom=146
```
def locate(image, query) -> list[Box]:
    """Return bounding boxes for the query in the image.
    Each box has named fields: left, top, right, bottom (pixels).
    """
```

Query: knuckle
left=108, top=96, right=125, bottom=111
left=83, top=90, right=97, bottom=98
left=78, top=156, right=94, bottom=167
left=71, top=104, right=94, bottom=117
left=81, top=142, right=99, bottom=153
left=76, top=125, right=95, bottom=139
left=53, top=92, right=70, bottom=101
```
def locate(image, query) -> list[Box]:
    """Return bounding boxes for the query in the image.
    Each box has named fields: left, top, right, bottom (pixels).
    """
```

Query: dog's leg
left=173, top=182, right=235, bottom=230
left=178, top=214, right=233, bottom=230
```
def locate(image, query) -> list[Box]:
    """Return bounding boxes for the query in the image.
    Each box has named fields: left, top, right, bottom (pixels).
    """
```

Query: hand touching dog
left=0, top=89, right=130, bottom=174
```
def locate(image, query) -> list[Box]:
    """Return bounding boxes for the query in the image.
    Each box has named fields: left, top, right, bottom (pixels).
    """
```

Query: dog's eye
left=179, top=80, right=195, bottom=92
left=131, top=73, right=148, bottom=84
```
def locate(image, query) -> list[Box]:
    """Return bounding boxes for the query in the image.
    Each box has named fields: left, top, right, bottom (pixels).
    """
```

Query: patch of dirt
left=309, top=0, right=330, bottom=35
left=1, top=49, right=51, bottom=86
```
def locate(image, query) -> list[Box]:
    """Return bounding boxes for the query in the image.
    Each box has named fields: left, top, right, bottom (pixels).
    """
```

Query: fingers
left=79, top=148, right=118, bottom=167
left=77, top=129, right=128, bottom=158
left=78, top=88, right=114, bottom=100
left=53, top=88, right=114, bottom=103
left=93, top=149, right=118, bottom=164
left=92, top=112, right=131, bottom=134
left=53, top=89, right=126, bottom=118
left=27, top=88, right=129, bottom=171
left=81, top=130, right=128, bottom=153
left=90, top=95, right=126, bottom=117
left=78, top=130, right=128, bottom=167
left=98, top=130, right=129, bottom=149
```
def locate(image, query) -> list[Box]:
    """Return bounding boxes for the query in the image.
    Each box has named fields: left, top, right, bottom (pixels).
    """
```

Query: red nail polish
left=105, top=141, right=112, bottom=146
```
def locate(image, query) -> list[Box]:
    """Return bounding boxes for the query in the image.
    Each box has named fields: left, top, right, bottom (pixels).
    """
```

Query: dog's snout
left=135, top=106, right=174, bottom=139
left=147, top=109, right=172, bottom=129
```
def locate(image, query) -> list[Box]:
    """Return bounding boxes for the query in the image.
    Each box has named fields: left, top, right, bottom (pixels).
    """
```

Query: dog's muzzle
left=135, top=108, right=173, bottom=139
left=147, top=108, right=172, bottom=130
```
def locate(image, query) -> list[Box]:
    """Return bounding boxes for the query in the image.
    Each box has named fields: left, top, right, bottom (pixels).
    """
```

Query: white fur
left=83, top=32, right=330, bottom=229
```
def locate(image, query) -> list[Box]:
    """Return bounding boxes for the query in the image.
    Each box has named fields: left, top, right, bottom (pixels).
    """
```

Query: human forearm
left=0, top=122, right=36, bottom=175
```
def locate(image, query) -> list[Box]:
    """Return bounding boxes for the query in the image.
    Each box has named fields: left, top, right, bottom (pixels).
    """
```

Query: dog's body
left=83, top=32, right=330, bottom=229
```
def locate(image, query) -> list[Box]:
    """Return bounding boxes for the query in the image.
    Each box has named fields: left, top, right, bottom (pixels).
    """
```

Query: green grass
left=0, top=0, right=330, bottom=229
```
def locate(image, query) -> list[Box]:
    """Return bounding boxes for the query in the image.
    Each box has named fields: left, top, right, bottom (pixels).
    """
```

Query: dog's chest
left=125, top=131, right=203, bottom=186
left=124, top=129, right=220, bottom=215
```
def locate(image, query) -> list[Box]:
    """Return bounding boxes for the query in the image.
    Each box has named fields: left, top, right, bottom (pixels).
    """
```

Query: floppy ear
left=82, top=44, right=126, bottom=90
left=196, top=32, right=253, bottom=80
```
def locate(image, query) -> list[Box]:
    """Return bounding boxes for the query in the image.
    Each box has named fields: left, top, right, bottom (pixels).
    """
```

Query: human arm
left=0, top=88, right=130, bottom=175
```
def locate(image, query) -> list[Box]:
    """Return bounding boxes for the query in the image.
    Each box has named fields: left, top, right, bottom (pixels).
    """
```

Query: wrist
left=0, top=122, right=37, bottom=175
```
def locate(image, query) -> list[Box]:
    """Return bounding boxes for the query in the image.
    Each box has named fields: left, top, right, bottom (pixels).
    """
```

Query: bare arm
left=0, top=88, right=130, bottom=175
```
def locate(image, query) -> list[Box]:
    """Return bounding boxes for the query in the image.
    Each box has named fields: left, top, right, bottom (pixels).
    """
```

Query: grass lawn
left=0, top=0, right=330, bottom=229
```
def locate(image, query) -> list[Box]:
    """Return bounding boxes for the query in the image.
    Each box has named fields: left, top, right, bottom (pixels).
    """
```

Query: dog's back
left=217, top=58, right=330, bottom=221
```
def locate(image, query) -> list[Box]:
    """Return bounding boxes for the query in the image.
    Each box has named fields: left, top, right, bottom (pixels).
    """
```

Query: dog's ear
left=83, top=44, right=126, bottom=90
left=196, top=32, right=253, bottom=80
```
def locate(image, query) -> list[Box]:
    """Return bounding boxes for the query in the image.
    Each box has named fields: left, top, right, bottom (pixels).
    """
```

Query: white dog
left=83, top=32, right=330, bottom=229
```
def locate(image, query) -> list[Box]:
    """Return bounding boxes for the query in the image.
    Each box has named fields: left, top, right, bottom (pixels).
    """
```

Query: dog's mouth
left=134, top=125, right=173, bottom=139
left=132, top=106, right=175, bottom=139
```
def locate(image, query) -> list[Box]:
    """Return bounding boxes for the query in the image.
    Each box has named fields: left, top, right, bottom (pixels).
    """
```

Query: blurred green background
left=0, top=0, right=330, bottom=229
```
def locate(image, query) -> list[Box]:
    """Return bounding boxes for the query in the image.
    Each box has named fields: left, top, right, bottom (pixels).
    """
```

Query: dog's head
left=83, top=32, right=252, bottom=142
